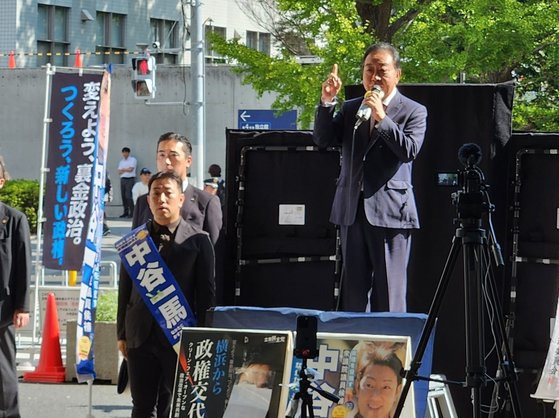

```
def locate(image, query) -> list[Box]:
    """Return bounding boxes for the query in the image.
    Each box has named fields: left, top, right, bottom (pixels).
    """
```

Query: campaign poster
left=288, top=333, right=415, bottom=418
left=171, top=328, right=293, bottom=418
left=43, top=71, right=104, bottom=270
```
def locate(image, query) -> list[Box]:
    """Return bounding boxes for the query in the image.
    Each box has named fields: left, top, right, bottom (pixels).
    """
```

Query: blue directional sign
left=238, top=109, right=297, bottom=130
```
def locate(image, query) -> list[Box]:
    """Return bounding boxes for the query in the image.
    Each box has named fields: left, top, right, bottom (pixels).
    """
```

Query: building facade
left=0, top=0, right=275, bottom=68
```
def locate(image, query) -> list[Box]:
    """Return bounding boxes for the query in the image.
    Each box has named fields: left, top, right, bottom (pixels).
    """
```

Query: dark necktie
left=157, top=226, right=173, bottom=259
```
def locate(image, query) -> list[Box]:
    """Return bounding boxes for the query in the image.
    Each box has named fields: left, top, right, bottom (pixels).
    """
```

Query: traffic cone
left=8, top=50, right=16, bottom=69
left=23, top=293, right=66, bottom=383
left=74, top=48, right=82, bottom=68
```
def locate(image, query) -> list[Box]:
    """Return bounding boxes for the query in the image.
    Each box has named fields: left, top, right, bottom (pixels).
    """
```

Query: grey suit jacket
left=132, top=183, right=222, bottom=244
left=313, top=90, right=427, bottom=228
left=0, top=202, right=31, bottom=328
left=117, top=219, right=215, bottom=349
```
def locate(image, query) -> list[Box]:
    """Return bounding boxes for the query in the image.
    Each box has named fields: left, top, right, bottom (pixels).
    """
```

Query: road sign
left=238, top=109, right=297, bottom=130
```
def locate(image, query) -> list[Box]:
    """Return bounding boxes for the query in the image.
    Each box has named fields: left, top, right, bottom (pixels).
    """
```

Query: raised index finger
left=331, top=64, right=338, bottom=77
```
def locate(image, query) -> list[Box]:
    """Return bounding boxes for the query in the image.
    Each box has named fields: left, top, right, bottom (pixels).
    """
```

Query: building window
left=37, top=4, right=69, bottom=66
left=150, top=18, right=178, bottom=64
left=205, top=25, right=226, bottom=64
left=96, top=12, right=126, bottom=64
left=246, top=31, right=271, bottom=56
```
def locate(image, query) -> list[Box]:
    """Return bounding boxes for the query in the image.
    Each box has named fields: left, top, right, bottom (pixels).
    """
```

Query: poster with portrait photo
left=288, top=333, right=415, bottom=418
left=171, top=327, right=293, bottom=418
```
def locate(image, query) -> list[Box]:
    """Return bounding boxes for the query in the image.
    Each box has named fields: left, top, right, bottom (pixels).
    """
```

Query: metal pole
left=32, top=64, right=55, bottom=347
left=86, top=379, right=94, bottom=418
left=191, top=0, right=205, bottom=187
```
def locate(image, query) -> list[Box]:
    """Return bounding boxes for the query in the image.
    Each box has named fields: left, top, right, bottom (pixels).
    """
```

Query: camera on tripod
left=394, top=143, right=518, bottom=418
left=436, top=143, right=492, bottom=221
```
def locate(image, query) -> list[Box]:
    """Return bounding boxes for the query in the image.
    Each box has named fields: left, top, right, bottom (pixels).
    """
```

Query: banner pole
left=86, top=379, right=94, bottom=418
left=32, top=63, right=55, bottom=348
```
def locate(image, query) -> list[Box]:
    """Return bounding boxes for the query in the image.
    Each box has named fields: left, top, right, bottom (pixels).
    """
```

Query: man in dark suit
left=0, top=158, right=31, bottom=418
left=118, top=171, right=215, bottom=418
left=132, top=132, right=222, bottom=245
left=313, top=42, right=428, bottom=312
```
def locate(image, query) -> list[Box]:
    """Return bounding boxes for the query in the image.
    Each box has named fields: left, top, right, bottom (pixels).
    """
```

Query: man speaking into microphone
left=313, top=42, right=427, bottom=313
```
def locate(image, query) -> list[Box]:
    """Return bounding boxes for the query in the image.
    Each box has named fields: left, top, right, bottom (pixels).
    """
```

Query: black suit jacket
left=313, top=90, right=427, bottom=228
left=132, top=184, right=222, bottom=245
left=0, top=202, right=31, bottom=328
left=117, top=219, right=215, bottom=349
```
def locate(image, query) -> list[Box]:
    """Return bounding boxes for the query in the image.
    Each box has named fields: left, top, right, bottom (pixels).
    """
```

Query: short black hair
left=208, top=164, right=221, bottom=177
left=362, top=42, right=401, bottom=69
left=358, top=353, right=404, bottom=385
left=157, top=132, right=192, bottom=156
left=148, top=171, right=183, bottom=192
left=122, top=147, right=131, bottom=153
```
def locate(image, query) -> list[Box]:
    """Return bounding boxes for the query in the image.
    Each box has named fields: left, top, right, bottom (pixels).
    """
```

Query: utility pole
left=190, top=0, right=205, bottom=187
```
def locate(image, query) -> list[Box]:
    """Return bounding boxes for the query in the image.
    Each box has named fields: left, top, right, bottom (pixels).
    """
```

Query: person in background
left=132, top=168, right=151, bottom=205
left=117, top=146, right=137, bottom=218
left=103, top=171, right=113, bottom=236
left=117, top=171, right=215, bottom=418
left=133, top=132, right=222, bottom=245
left=0, top=157, right=31, bottom=418
left=203, top=163, right=225, bottom=207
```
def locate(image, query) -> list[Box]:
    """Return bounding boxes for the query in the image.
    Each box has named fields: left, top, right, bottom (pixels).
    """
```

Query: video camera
left=435, top=143, right=492, bottom=221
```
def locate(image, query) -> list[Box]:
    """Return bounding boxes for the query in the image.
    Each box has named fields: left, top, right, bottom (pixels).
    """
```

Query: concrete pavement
left=19, top=381, right=132, bottom=418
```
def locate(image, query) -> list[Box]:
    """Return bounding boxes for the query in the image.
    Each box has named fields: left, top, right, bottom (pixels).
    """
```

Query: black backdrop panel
left=516, top=152, right=559, bottom=252
left=501, top=134, right=559, bottom=417
left=236, top=261, right=336, bottom=310
left=225, top=130, right=340, bottom=311
left=513, top=262, right=559, bottom=368
left=239, top=147, right=339, bottom=258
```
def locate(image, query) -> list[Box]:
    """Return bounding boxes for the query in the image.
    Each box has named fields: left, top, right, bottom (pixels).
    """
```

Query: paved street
left=19, top=381, right=132, bottom=418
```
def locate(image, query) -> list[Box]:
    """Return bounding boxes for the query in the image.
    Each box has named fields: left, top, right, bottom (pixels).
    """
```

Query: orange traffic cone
left=8, top=50, right=16, bottom=69
left=74, top=48, right=82, bottom=68
left=24, top=293, right=65, bottom=383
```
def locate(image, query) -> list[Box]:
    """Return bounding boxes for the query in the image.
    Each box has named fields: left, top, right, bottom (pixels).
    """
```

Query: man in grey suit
left=0, top=158, right=31, bottom=418
left=313, top=42, right=427, bottom=312
left=132, top=132, right=222, bottom=245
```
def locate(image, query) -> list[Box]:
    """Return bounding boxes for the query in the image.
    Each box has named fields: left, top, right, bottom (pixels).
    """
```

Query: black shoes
left=119, top=213, right=129, bottom=218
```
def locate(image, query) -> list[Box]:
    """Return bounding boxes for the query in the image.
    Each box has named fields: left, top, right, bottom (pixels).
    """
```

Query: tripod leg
left=463, top=241, right=485, bottom=418
left=394, top=236, right=462, bottom=418
left=482, top=245, right=523, bottom=418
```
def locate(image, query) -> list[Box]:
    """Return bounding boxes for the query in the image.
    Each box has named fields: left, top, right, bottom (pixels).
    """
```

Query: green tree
left=211, top=0, right=559, bottom=130
left=0, top=179, right=40, bottom=233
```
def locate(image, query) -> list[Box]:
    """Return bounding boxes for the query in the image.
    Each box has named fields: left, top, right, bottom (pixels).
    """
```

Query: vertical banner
left=75, top=71, right=111, bottom=381
left=43, top=71, right=105, bottom=270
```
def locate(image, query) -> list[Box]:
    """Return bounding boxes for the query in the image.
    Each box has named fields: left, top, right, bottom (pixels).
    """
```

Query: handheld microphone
left=356, top=85, right=384, bottom=124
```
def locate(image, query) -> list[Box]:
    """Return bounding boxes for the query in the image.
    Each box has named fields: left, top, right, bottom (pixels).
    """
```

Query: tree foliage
left=211, top=0, right=559, bottom=130
left=0, top=179, right=40, bottom=233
